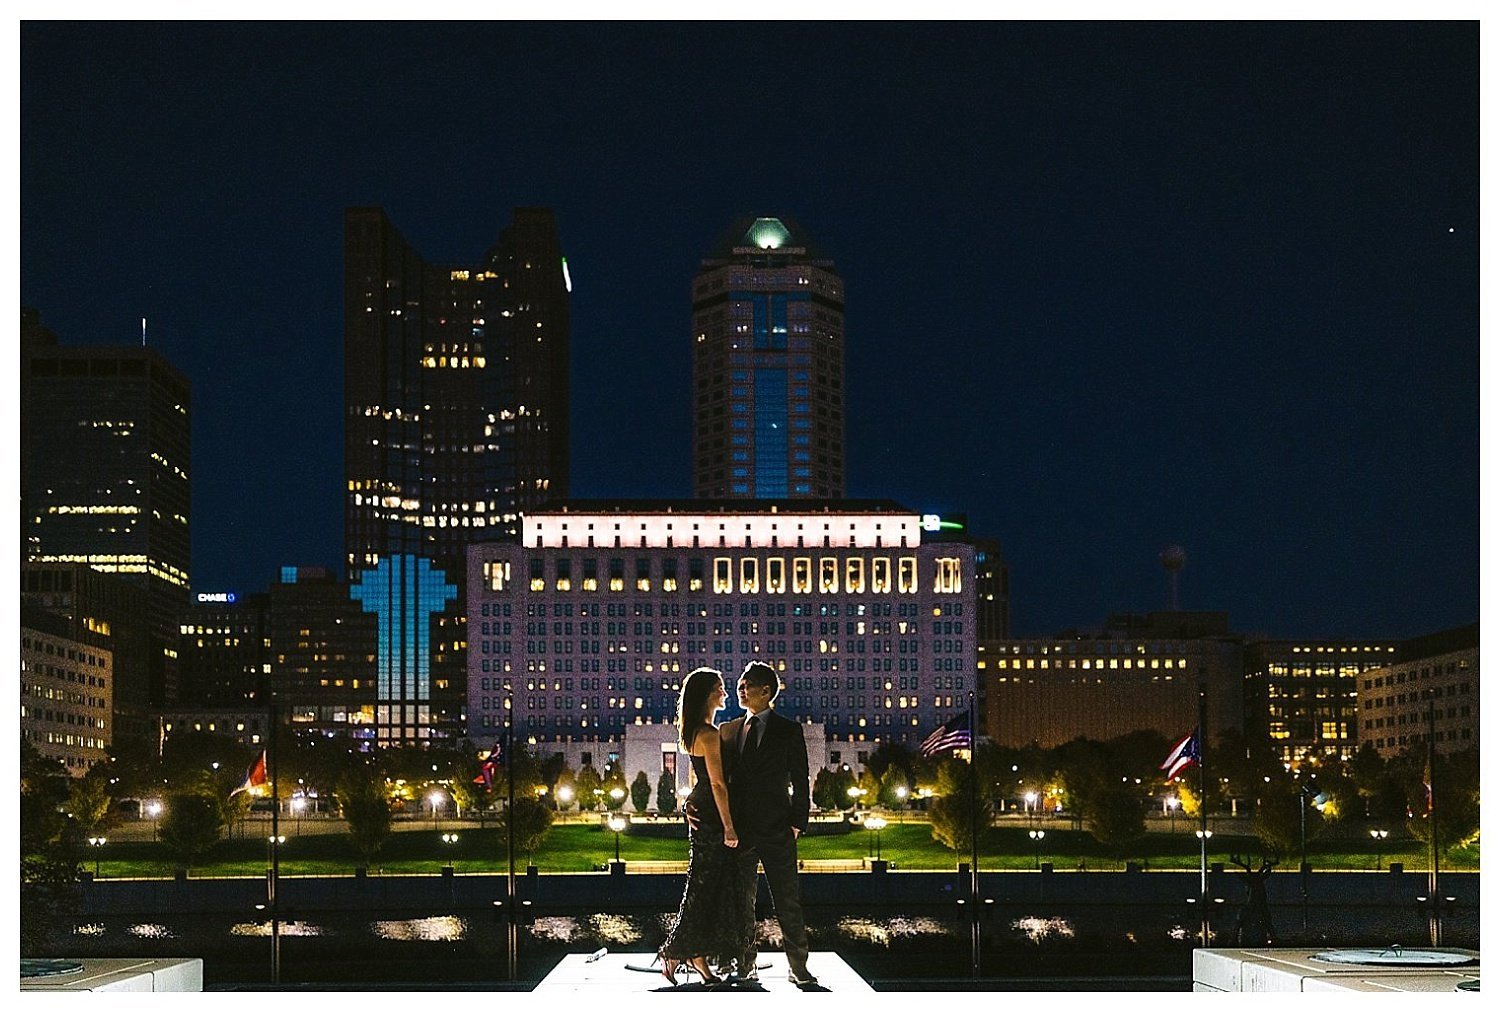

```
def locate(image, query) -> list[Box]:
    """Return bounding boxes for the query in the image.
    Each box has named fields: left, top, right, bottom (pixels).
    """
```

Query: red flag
left=473, top=742, right=502, bottom=789
left=230, top=751, right=267, bottom=796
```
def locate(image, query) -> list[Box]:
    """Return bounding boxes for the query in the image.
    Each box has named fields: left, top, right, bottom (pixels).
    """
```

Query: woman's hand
left=724, top=830, right=739, bottom=849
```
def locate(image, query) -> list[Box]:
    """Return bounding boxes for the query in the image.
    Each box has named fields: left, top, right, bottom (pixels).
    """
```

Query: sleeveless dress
left=658, top=724, right=754, bottom=966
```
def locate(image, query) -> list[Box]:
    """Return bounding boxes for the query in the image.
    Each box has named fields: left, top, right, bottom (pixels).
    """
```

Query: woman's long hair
left=676, top=667, right=722, bottom=750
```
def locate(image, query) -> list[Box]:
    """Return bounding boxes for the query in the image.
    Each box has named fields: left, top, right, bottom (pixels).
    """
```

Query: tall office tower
left=692, top=217, right=845, bottom=499
left=22, top=308, right=191, bottom=713
left=344, top=208, right=570, bottom=745
left=176, top=591, right=268, bottom=707
left=268, top=566, right=377, bottom=738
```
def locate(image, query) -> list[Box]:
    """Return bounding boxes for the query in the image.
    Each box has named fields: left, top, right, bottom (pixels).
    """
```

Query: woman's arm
left=699, top=729, right=738, bottom=847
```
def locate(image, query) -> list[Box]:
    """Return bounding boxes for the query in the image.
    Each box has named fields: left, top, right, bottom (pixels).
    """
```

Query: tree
left=602, top=766, right=628, bottom=810
left=864, top=741, right=916, bottom=781
left=813, top=767, right=855, bottom=811
left=500, top=796, right=554, bottom=863
left=1085, top=785, right=1146, bottom=862
left=575, top=763, right=603, bottom=810
left=877, top=765, right=912, bottom=809
left=656, top=770, right=679, bottom=816
left=928, top=759, right=992, bottom=853
left=159, top=792, right=224, bottom=872
left=338, top=774, right=392, bottom=869
left=450, top=777, right=488, bottom=820
left=62, top=766, right=116, bottom=837
left=1252, top=787, right=1318, bottom=858
left=1405, top=747, right=1480, bottom=852
left=20, top=741, right=82, bottom=955
left=630, top=770, right=652, bottom=813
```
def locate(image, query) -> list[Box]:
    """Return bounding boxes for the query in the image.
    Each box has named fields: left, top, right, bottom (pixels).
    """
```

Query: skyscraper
left=21, top=308, right=191, bottom=717
left=343, top=207, right=570, bottom=744
left=691, top=217, right=845, bottom=499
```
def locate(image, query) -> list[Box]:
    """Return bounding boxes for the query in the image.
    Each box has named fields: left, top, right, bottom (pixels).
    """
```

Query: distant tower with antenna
left=1159, top=544, right=1186, bottom=611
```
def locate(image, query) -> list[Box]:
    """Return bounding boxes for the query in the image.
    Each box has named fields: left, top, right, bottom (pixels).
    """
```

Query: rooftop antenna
left=1159, top=544, right=1186, bottom=611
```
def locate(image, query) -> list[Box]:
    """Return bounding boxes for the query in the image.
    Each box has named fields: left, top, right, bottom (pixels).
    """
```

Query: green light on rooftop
left=745, top=217, right=793, bottom=250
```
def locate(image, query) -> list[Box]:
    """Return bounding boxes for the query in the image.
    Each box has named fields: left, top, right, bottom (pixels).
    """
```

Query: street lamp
left=290, top=795, right=306, bottom=836
left=145, top=800, right=162, bottom=841
left=865, top=815, right=887, bottom=860
left=1369, top=828, right=1389, bottom=872
left=429, top=790, right=444, bottom=824
left=609, top=786, right=625, bottom=810
left=442, top=832, right=459, bottom=871
left=557, top=785, right=574, bottom=811
left=1028, top=829, right=1046, bottom=869
left=87, top=836, right=106, bottom=877
left=607, top=814, right=627, bottom=863
left=266, top=834, right=286, bottom=871
left=1166, top=795, right=1180, bottom=833
left=1024, top=791, right=1038, bottom=820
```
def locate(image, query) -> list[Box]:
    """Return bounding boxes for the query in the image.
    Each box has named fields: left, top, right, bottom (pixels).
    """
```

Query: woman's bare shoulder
left=690, top=723, right=720, bottom=755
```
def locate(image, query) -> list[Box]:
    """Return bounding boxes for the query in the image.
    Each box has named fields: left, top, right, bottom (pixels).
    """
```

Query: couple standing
left=657, top=661, right=817, bottom=988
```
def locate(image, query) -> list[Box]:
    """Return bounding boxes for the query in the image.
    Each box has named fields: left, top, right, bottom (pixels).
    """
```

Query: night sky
left=19, top=21, right=1478, bottom=640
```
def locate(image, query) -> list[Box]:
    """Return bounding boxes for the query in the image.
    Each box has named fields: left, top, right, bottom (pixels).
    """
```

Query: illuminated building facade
left=979, top=612, right=1243, bottom=749
left=268, top=567, right=378, bottom=736
left=1357, top=623, right=1478, bottom=759
left=692, top=217, right=844, bottom=499
left=465, top=500, right=976, bottom=751
left=22, top=562, right=156, bottom=740
left=344, top=208, right=570, bottom=744
left=21, top=308, right=191, bottom=709
left=21, top=605, right=113, bottom=774
left=177, top=591, right=268, bottom=707
left=1243, top=638, right=1398, bottom=766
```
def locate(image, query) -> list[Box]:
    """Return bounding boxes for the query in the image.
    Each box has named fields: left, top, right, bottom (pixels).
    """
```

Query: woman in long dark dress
left=657, top=667, right=751, bottom=986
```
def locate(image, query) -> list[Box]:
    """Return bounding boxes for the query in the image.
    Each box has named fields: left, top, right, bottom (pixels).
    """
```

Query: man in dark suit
left=719, top=660, right=815, bottom=986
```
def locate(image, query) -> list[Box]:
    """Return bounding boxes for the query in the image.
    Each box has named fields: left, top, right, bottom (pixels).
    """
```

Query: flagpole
left=1196, top=686, right=1209, bottom=949
left=506, top=697, right=518, bottom=981
left=1426, top=696, right=1441, bottom=946
left=968, top=689, right=980, bottom=980
left=269, top=699, right=281, bottom=985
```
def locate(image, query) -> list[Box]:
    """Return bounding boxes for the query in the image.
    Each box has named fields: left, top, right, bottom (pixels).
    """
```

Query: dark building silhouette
left=343, top=208, right=570, bottom=744
left=692, top=217, right=844, bottom=499
left=21, top=307, right=190, bottom=717
left=268, top=566, right=377, bottom=736
left=176, top=591, right=268, bottom=708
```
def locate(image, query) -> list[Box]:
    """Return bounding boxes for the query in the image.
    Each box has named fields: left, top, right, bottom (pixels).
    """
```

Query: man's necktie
left=743, top=714, right=759, bottom=755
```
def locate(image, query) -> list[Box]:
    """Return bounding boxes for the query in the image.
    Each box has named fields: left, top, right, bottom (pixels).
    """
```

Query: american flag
left=919, top=712, right=972, bottom=757
left=472, top=742, right=503, bottom=788
left=1160, top=729, right=1201, bottom=781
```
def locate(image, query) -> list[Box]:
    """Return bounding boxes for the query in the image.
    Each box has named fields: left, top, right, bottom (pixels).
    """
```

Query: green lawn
left=87, top=820, right=1479, bottom=878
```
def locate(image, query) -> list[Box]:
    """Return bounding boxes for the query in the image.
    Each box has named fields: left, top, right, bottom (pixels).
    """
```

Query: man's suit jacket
left=720, top=708, right=811, bottom=841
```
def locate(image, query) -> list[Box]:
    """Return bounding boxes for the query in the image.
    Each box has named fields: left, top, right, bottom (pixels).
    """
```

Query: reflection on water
left=585, top=914, right=642, bottom=945
left=54, top=898, right=1472, bottom=988
left=839, top=916, right=953, bottom=946
left=126, top=923, right=175, bottom=940
left=1011, top=916, right=1075, bottom=943
left=230, top=921, right=328, bottom=938
left=530, top=916, right=588, bottom=943
left=371, top=916, right=468, bottom=942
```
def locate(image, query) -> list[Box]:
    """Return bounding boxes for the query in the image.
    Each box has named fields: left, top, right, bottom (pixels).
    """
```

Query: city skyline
left=18, top=21, right=1479, bottom=640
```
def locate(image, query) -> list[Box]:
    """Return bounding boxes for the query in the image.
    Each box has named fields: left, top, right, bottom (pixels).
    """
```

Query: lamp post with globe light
left=87, top=836, right=107, bottom=877
left=1166, top=795, right=1180, bottom=833
left=607, top=814, right=627, bottom=865
left=1028, top=829, right=1046, bottom=869
left=1369, top=828, right=1389, bottom=871
left=865, top=815, right=887, bottom=860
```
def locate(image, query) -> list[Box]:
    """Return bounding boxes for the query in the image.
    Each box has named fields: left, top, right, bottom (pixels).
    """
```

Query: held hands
left=683, top=800, right=700, bottom=831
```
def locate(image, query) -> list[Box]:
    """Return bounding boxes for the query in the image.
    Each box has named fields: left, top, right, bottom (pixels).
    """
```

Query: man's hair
left=740, top=661, right=779, bottom=702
